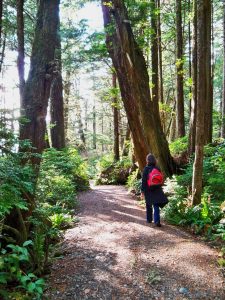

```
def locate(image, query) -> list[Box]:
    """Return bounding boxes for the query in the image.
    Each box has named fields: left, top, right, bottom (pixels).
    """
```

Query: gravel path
left=45, top=184, right=225, bottom=300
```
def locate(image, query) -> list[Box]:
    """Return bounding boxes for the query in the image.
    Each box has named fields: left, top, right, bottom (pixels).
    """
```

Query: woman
left=141, top=153, right=168, bottom=227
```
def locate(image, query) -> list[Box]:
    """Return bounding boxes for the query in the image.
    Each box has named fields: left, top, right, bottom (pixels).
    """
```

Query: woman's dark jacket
left=141, top=164, right=168, bottom=207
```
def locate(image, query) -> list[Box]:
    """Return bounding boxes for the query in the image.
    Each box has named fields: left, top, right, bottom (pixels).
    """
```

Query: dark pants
left=146, top=202, right=160, bottom=224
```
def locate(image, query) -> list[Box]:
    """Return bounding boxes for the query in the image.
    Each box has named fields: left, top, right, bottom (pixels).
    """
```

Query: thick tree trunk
left=101, top=0, right=175, bottom=174
left=20, top=0, right=60, bottom=165
left=16, top=0, right=25, bottom=103
left=221, top=0, right=225, bottom=138
left=50, top=31, right=65, bottom=150
left=6, top=0, right=60, bottom=243
left=50, top=73, right=65, bottom=149
left=188, top=0, right=197, bottom=155
left=176, top=0, right=185, bottom=138
left=192, top=0, right=209, bottom=205
left=112, top=71, right=120, bottom=161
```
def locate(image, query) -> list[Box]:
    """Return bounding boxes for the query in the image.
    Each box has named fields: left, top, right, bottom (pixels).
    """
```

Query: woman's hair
left=146, top=153, right=156, bottom=165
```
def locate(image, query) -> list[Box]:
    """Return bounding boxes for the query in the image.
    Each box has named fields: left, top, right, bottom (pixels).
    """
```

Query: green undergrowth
left=163, top=141, right=225, bottom=259
left=0, top=146, right=89, bottom=299
left=95, top=153, right=135, bottom=185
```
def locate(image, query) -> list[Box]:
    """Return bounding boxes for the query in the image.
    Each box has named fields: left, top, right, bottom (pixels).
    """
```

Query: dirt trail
left=45, top=184, right=224, bottom=300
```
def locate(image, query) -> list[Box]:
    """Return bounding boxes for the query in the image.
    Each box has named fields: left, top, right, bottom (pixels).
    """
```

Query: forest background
left=0, top=0, right=225, bottom=299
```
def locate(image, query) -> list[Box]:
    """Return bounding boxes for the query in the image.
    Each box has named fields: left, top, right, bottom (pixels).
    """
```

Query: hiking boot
left=155, top=222, right=161, bottom=227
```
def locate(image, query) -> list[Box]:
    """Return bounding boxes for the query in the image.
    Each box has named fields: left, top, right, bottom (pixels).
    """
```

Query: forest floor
left=45, top=184, right=225, bottom=300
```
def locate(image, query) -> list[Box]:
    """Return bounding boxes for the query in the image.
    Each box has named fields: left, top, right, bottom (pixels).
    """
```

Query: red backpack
left=147, top=168, right=164, bottom=187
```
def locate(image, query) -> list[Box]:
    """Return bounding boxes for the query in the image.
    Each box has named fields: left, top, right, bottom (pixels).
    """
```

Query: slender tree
left=188, top=0, right=197, bottom=155
left=0, top=0, right=2, bottom=45
left=176, top=0, right=185, bottom=137
left=64, top=70, right=71, bottom=143
left=101, top=0, right=175, bottom=174
left=157, top=0, right=163, bottom=105
left=112, top=71, right=119, bottom=161
left=192, top=0, right=210, bottom=205
left=204, top=0, right=212, bottom=144
left=222, top=0, right=225, bottom=138
left=150, top=0, right=160, bottom=120
left=16, top=0, right=25, bottom=103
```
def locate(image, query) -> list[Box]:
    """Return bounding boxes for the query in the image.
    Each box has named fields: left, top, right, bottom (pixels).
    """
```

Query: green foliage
left=126, top=169, right=141, bottom=194
left=164, top=142, right=225, bottom=240
left=36, top=148, right=89, bottom=210
left=95, top=154, right=133, bottom=185
left=0, top=241, right=45, bottom=299
left=0, top=155, right=34, bottom=218
left=50, top=213, right=76, bottom=230
left=169, top=136, right=188, bottom=156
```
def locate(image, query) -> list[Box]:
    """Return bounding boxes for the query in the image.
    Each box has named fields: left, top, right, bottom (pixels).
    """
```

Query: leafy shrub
left=0, top=155, right=34, bottom=218
left=36, top=148, right=89, bottom=208
left=164, top=169, right=224, bottom=238
left=126, top=169, right=141, bottom=194
left=0, top=241, right=45, bottom=299
left=169, top=136, right=188, bottom=156
left=50, top=213, right=75, bottom=230
left=95, top=154, right=134, bottom=185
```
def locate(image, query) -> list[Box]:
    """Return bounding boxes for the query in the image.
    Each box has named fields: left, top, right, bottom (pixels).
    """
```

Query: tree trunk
left=157, top=0, right=163, bottom=105
left=176, top=0, right=185, bottom=138
left=122, top=125, right=130, bottom=157
left=188, top=0, right=197, bottom=155
left=0, top=0, right=3, bottom=46
left=64, top=70, right=71, bottom=144
left=151, top=0, right=160, bottom=120
left=101, top=0, right=175, bottom=174
left=112, top=71, right=119, bottom=161
left=6, top=1, right=60, bottom=243
left=20, top=0, right=60, bottom=166
left=192, top=0, right=209, bottom=205
left=221, top=0, right=225, bottom=138
left=204, top=0, right=212, bottom=144
left=0, top=31, right=5, bottom=73
left=93, top=102, right=96, bottom=150
left=50, top=31, right=65, bottom=149
left=157, top=0, right=165, bottom=130
left=16, top=0, right=25, bottom=103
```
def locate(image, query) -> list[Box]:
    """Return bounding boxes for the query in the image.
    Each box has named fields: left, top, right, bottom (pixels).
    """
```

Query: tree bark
left=157, top=0, right=163, bottom=105
left=93, top=101, right=96, bottom=150
left=64, top=70, right=71, bottom=144
left=122, top=125, right=130, bottom=157
left=176, top=0, right=185, bottom=138
left=112, top=71, right=120, bottom=161
left=192, top=0, right=209, bottom=205
left=204, top=0, right=212, bottom=144
left=16, top=0, right=25, bottom=103
left=151, top=0, right=160, bottom=120
left=0, top=0, right=3, bottom=46
left=188, top=0, right=197, bottom=155
left=20, top=0, right=60, bottom=166
left=50, top=30, right=65, bottom=149
left=101, top=0, right=175, bottom=174
left=0, top=31, right=5, bottom=73
left=221, top=0, right=225, bottom=138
